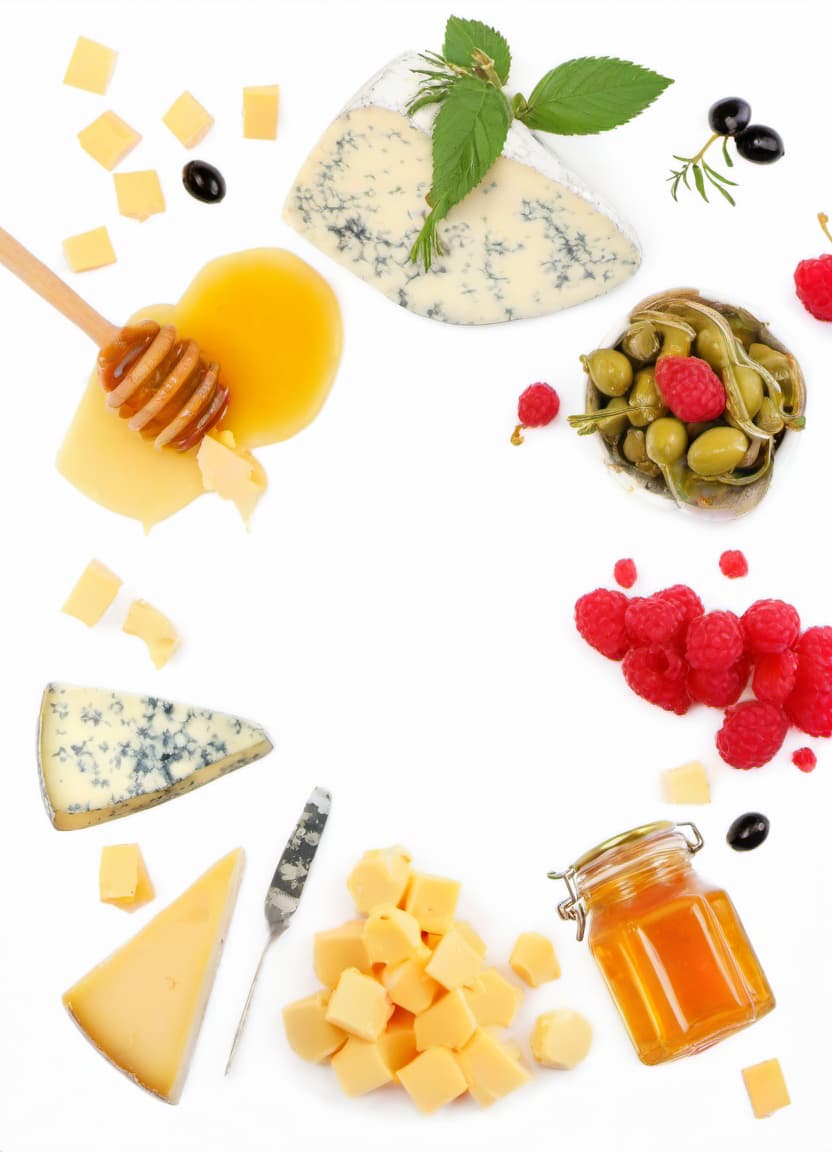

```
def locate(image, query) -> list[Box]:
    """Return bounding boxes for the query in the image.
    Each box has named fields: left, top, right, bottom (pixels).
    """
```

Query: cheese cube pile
left=283, top=846, right=542, bottom=1114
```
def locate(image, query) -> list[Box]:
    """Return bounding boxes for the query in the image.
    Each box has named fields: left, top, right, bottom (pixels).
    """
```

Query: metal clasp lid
left=547, top=821, right=704, bottom=942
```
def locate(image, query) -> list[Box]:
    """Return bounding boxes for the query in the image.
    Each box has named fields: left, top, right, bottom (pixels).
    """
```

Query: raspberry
left=686, top=610, right=745, bottom=671
left=575, top=589, right=631, bottom=661
left=752, top=649, right=798, bottom=705
left=623, top=645, right=689, bottom=715
left=784, top=684, right=832, bottom=738
left=614, top=558, right=637, bottom=590
left=716, top=701, right=789, bottom=769
left=792, top=747, right=817, bottom=773
left=795, top=253, right=832, bottom=321
left=655, top=584, right=704, bottom=633
left=518, top=383, right=560, bottom=427
left=719, top=550, right=748, bottom=578
left=741, top=599, right=800, bottom=655
left=625, top=595, right=682, bottom=647
left=688, top=655, right=750, bottom=708
left=793, top=626, right=832, bottom=691
left=654, top=356, right=726, bottom=422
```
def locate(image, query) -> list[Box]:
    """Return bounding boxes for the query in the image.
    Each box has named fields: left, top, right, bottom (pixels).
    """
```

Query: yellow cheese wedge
left=63, top=848, right=244, bottom=1103
left=243, top=85, right=280, bottom=139
left=63, top=226, right=116, bottom=273
left=78, top=111, right=141, bottom=170
left=163, top=91, right=213, bottom=147
left=122, top=599, right=180, bottom=669
left=99, top=844, right=155, bottom=911
left=63, top=36, right=117, bottom=94
left=114, top=170, right=166, bottom=222
left=62, top=559, right=122, bottom=625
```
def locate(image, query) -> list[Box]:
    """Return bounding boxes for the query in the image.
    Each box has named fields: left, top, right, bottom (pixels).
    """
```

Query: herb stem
left=819, top=212, right=832, bottom=246
left=691, top=132, right=720, bottom=165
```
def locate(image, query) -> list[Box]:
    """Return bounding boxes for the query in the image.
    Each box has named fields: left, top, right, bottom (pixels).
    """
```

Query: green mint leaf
left=518, top=56, right=672, bottom=135
left=443, top=16, right=511, bottom=84
left=410, top=74, right=512, bottom=269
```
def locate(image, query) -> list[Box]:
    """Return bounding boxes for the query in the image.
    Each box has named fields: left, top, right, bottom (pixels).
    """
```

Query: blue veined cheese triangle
left=38, top=683, right=273, bottom=830
left=284, top=53, right=641, bottom=326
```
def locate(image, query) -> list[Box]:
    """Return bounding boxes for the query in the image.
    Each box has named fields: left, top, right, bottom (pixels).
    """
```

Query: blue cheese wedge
left=38, top=683, right=272, bottom=830
left=284, top=53, right=640, bottom=325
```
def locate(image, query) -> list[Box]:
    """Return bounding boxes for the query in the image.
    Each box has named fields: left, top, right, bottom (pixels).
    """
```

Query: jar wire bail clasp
left=546, top=865, right=587, bottom=941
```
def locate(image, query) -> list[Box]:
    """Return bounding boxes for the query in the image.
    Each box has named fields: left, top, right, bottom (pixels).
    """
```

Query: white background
left=0, top=1, right=828, bottom=1149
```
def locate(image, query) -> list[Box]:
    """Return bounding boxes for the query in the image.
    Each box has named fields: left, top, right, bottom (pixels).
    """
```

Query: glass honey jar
left=550, top=821, right=775, bottom=1065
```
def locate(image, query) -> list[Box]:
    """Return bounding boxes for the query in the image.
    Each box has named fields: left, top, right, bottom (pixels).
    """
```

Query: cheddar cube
left=282, top=991, right=347, bottom=1062
left=314, top=921, right=372, bottom=988
left=63, top=36, right=117, bottom=94
left=661, top=760, right=711, bottom=805
left=114, top=170, right=165, bottom=222
left=453, top=921, right=487, bottom=957
left=325, top=968, right=392, bottom=1041
left=414, top=990, right=477, bottom=1051
left=382, top=951, right=440, bottom=1015
left=99, top=844, right=154, bottom=910
left=510, top=932, right=560, bottom=987
left=464, top=969, right=524, bottom=1028
left=331, top=1037, right=394, bottom=1097
left=62, top=559, right=122, bottom=626
left=398, top=1047, right=467, bottom=1115
left=376, top=1009, right=418, bottom=1072
left=458, top=1028, right=531, bottom=1107
left=196, top=432, right=267, bottom=526
left=62, top=226, right=116, bottom=273
left=122, top=599, right=180, bottom=669
left=405, top=873, right=461, bottom=934
left=742, top=1058, right=791, bottom=1119
left=347, top=846, right=411, bottom=914
left=243, top=84, right=280, bottom=139
left=78, top=111, right=141, bottom=170
left=425, top=927, right=484, bottom=991
left=162, top=91, right=213, bottom=148
left=530, top=1010, right=592, bottom=1069
left=364, top=905, right=423, bottom=966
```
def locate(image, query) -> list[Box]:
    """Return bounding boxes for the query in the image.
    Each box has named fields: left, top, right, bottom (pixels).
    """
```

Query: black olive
left=182, top=160, right=226, bottom=204
left=727, top=812, right=770, bottom=852
left=734, top=126, right=784, bottom=165
left=708, top=97, right=752, bottom=137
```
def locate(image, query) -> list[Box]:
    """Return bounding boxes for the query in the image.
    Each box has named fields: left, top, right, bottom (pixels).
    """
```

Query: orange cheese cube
left=404, top=873, right=461, bottom=934
left=243, top=85, right=280, bottom=139
left=314, top=921, right=372, bottom=988
left=331, top=1037, right=394, bottom=1097
left=464, top=968, right=524, bottom=1028
left=123, top=599, right=180, bottom=669
left=99, top=844, right=154, bottom=910
left=453, top=921, right=487, bottom=957
left=364, top=905, right=423, bottom=966
left=63, top=36, right=117, bottom=94
left=414, top=989, right=477, bottom=1051
left=325, top=968, right=393, bottom=1041
left=509, top=932, right=560, bottom=987
left=742, top=1058, right=791, bottom=1118
left=282, top=991, right=347, bottom=1062
left=530, top=1010, right=592, bottom=1069
left=425, top=926, right=484, bottom=990
left=376, top=1010, right=418, bottom=1072
left=62, top=559, right=122, bottom=625
left=78, top=111, right=141, bottom=170
left=347, top=846, right=411, bottom=913
left=62, top=226, right=116, bottom=272
left=381, top=951, right=440, bottom=1015
left=162, top=91, right=213, bottom=148
left=398, top=1047, right=467, bottom=1115
left=458, top=1028, right=531, bottom=1107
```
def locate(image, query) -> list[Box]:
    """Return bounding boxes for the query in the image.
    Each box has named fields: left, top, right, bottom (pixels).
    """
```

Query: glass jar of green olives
left=569, top=289, right=806, bottom=517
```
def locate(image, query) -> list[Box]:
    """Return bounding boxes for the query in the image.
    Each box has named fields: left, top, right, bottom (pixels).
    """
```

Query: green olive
left=628, top=367, right=667, bottom=428
left=656, top=322, right=692, bottom=358
left=696, top=324, right=731, bottom=370
left=687, top=427, right=750, bottom=477
left=732, top=365, right=764, bottom=419
left=620, top=322, right=659, bottom=362
left=749, top=343, right=791, bottom=383
left=597, top=396, right=630, bottom=441
left=646, top=418, right=688, bottom=466
left=755, top=396, right=785, bottom=434
left=622, top=428, right=648, bottom=464
left=583, top=349, right=633, bottom=397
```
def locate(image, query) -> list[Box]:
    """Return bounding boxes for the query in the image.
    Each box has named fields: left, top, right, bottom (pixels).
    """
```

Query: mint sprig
left=407, top=16, right=673, bottom=269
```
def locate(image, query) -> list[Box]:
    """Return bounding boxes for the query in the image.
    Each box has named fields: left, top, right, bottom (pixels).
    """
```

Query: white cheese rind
left=38, top=683, right=272, bottom=830
left=284, top=52, right=640, bottom=325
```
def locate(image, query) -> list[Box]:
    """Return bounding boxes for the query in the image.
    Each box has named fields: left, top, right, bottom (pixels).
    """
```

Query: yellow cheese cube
left=62, top=559, right=122, bottom=626
left=453, top=920, right=487, bottom=957
left=458, top=1028, right=531, bottom=1107
left=398, top=1047, right=468, bottom=1115
left=99, top=844, right=154, bottom=910
left=347, top=846, right=412, bottom=914
left=509, top=932, right=560, bottom=987
left=325, top=968, right=393, bottom=1041
left=282, top=991, right=347, bottom=1062
left=376, top=1009, right=418, bottom=1072
left=331, top=1036, right=394, bottom=1097
left=63, top=36, right=117, bottom=94
left=464, top=968, right=524, bottom=1027
left=114, top=170, right=165, bottom=222
left=62, top=226, right=116, bottom=273
left=499, top=1035, right=523, bottom=1061
left=661, top=760, right=711, bottom=804
left=742, top=1058, right=791, bottom=1119
left=405, top=872, right=461, bottom=934
left=364, top=905, right=423, bottom=966
left=382, top=951, right=440, bottom=1015
left=314, top=921, right=372, bottom=988
left=425, top=927, right=484, bottom=991
left=243, top=84, right=280, bottom=140
left=414, top=989, right=477, bottom=1051
left=196, top=432, right=266, bottom=526
left=162, top=91, right=214, bottom=148
left=530, top=1010, right=592, bottom=1069
left=123, top=599, right=180, bottom=669
left=78, top=111, right=141, bottom=170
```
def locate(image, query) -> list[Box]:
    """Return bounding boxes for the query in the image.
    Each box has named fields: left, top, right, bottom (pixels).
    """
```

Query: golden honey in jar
left=550, top=821, right=775, bottom=1064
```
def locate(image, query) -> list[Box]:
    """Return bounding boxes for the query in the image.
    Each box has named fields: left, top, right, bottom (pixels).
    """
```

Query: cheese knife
left=224, top=785, right=331, bottom=1073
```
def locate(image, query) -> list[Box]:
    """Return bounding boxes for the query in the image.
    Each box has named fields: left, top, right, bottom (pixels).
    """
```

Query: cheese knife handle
left=224, top=930, right=280, bottom=1075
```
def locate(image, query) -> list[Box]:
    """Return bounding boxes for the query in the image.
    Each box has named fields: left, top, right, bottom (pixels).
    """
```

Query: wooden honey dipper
left=0, top=227, right=228, bottom=450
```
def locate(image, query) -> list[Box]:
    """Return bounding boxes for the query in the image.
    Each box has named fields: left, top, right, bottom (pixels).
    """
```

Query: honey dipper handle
left=0, top=227, right=120, bottom=348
